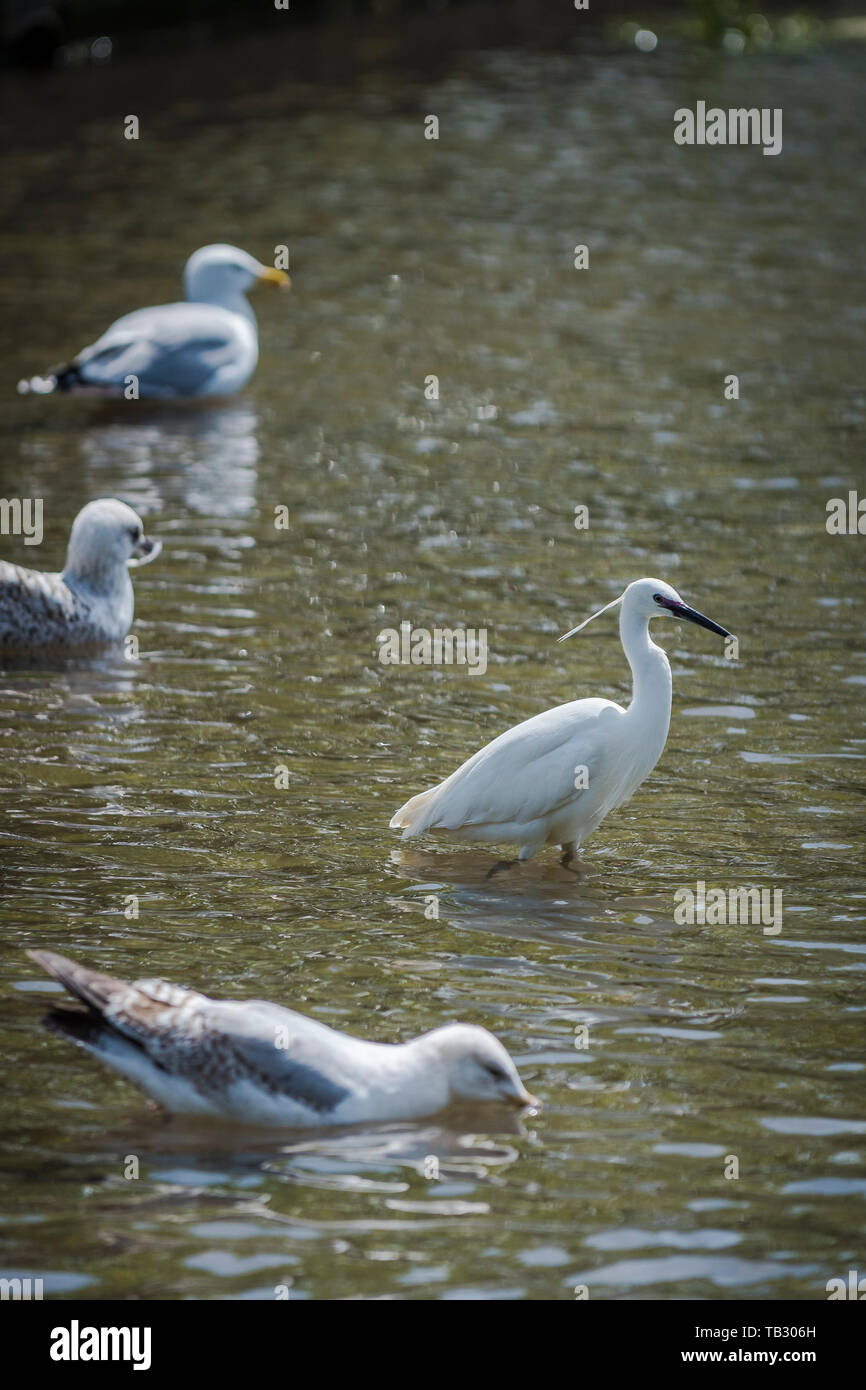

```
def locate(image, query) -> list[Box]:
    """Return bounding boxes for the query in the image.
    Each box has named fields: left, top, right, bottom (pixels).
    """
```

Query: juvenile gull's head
left=420, top=1022, right=539, bottom=1110
left=63, top=498, right=160, bottom=592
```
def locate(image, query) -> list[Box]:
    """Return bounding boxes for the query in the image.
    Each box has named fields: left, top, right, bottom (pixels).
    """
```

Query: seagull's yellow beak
left=256, top=266, right=290, bottom=290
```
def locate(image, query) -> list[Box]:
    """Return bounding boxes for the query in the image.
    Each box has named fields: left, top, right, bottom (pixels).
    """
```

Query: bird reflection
left=75, top=399, right=261, bottom=518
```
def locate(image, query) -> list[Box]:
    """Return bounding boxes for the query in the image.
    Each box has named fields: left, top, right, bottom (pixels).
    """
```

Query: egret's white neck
left=620, top=604, right=672, bottom=735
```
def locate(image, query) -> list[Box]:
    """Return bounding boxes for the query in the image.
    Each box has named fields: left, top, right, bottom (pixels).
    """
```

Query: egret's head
left=559, top=576, right=730, bottom=642
left=64, top=499, right=161, bottom=588
left=632, top=577, right=730, bottom=636
left=424, top=1023, right=539, bottom=1110
left=183, top=244, right=289, bottom=305
left=626, top=576, right=687, bottom=617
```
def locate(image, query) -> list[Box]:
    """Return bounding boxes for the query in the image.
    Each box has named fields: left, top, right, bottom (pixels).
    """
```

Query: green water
left=1, top=21, right=864, bottom=1300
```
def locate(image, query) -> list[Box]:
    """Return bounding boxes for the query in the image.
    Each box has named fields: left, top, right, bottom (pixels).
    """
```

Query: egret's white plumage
left=19, top=244, right=289, bottom=399
left=390, top=578, right=731, bottom=866
left=0, top=498, right=160, bottom=654
left=28, top=950, right=538, bottom=1127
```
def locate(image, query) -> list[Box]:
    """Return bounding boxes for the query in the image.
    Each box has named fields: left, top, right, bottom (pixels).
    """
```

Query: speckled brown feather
left=27, top=950, right=353, bottom=1109
left=0, top=562, right=101, bottom=650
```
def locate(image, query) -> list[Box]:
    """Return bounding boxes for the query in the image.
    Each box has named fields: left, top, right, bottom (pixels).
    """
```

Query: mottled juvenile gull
left=18, top=244, right=289, bottom=398
left=0, top=498, right=160, bottom=654
left=28, top=950, right=539, bottom=1127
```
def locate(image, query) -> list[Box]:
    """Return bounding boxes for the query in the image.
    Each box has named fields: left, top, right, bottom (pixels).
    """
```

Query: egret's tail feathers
left=17, top=362, right=83, bottom=395
left=389, top=786, right=440, bottom=836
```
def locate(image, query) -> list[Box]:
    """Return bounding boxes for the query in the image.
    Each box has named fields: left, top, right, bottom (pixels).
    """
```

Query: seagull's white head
left=558, top=576, right=730, bottom=641
left=63, top=499, right=161, bottom=590
left=423, top=1023, right=539, bottom=1110
left=183, top=244, right=290, bottom=306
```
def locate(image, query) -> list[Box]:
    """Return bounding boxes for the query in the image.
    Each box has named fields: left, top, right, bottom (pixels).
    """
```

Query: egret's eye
left=128, top=525, right=141, bottom=543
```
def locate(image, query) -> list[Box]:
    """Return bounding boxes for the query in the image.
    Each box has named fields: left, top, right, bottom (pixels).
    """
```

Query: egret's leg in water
left=486, top=859, right=518, bottom=879
left=560, top=842, right=578, bottom=869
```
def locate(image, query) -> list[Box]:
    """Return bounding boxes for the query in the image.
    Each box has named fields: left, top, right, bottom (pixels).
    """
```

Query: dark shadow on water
left=390, top=845, right=673, bottom=911
left=389, top=844, right=594, bottom=890
left=42, top=1105, right=535, bottom=1199
left=0, top=642, right=132, bottom=678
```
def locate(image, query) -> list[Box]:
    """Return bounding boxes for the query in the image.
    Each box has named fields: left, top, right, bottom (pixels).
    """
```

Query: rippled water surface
left=1, top=19, right=864, bottom=1300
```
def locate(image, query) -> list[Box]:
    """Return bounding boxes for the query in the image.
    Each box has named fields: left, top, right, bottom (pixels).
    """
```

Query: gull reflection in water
left=75, top=400, right=261, bottom=518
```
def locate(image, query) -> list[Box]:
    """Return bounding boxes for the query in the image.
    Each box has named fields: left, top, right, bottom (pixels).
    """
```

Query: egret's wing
left=409, top=698, right=623, bottom=832
left=28, top=951, right=352, bottom=1113
left=74, top=303, right=244, bottom=396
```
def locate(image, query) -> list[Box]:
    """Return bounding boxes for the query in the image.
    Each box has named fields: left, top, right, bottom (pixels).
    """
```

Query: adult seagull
left=18, top=244, right=289, bottom=398
left=390, top=577, right=732, bottom=871
left=27, top=950, right=538, bottom=1127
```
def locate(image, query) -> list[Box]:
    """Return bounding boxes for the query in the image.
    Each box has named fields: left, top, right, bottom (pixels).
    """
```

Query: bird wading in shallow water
left=390, top=578, right=732, bottom=874
left=27, top=950, right=539, bottom=1127
left=0, top=498, right=160, bottom=656
left=18, top=244, right=289, bottom=399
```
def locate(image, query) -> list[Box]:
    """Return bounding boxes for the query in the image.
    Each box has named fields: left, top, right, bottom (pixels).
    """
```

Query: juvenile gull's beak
left=513, top=1087, right=541, bottom=1110
left=656, top=596, right=730, bottom=638
left=128, top=535, right=162, bottom=568
left=256, top=266, right=290, bottom=290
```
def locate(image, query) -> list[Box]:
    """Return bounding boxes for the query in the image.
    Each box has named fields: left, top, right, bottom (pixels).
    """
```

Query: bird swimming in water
left=0, top=497, right=160, bottom=656
left=18, top=244, right=289, bottom=399
left=27, top=950, right=539, bottom=1127
left=390, top=577, right=732, bottom=872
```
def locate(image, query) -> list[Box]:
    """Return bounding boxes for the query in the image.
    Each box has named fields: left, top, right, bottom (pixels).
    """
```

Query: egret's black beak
left=656, top=596, right=730, bottom=638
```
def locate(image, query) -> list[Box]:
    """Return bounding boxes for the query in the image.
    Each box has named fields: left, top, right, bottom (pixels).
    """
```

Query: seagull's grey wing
left=28, top=952, right=352, bottom=1113
left=201, top=1000, right=355, bottom=1113
left=0, top=562, right=91, bottom=647
left=74, top=303, right=246, bottom=397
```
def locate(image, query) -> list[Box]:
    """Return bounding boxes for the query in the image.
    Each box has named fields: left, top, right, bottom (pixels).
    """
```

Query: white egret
left=390, top=577, right=731, bottom=872
left=18, top=244, right=289, bottom=398
left=0, top=498, right=160, bottom=654
left=27, top=950, right=538, bottom=1126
